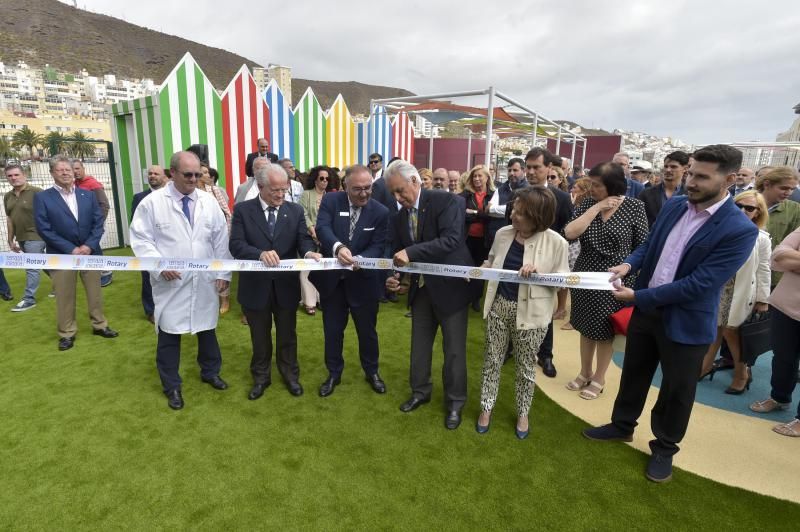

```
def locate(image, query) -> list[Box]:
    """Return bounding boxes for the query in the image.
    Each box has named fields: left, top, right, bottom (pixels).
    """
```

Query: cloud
left=69, top=0, right=800, bottom=145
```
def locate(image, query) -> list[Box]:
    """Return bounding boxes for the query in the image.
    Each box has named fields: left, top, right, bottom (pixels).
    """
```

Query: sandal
left=750, top=398, right=791, bottom=413
left=772, top=419, right=800, bottom=437
left=566, top=374, right=591, bottom=391
left=552, top=309, right=567, bottom=320
left=579, top=381, right=604, bottom=400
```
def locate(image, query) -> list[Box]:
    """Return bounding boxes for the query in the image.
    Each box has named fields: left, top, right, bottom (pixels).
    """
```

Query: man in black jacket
left=229, top=163, right=320, bottom=400
left=638, top=151, right=688, bottom=227
left=244, top=138, right=278, bottom=178
left=385, top=160, right=475, bottom=430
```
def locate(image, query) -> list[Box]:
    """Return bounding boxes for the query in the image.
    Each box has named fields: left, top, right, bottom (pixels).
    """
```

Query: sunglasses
left=369, top=160, right=381, bottom=164
left=317, top=176, right=328, bottom=181
left=547, top=175, right=559, bottom=180
left=735, top=203, right=757, bottom=213
left=181, top=172, right=203, bottom=178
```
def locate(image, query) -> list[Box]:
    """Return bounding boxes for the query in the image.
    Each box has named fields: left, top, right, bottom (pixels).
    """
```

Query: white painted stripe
left=255, top=78, right=265, bottom=139
left=139, top=104, right=152, bottom=176
left=205, top=78, right=217, bottom=171
left=152, top=95, right=165, bottom=167
left=242, top=75, right=252, bottom=159
left=185, top=60, right=199, bottom=144
left=167, top=78, right=182, bottom=153
left=228, top=89, right=240, bottom=188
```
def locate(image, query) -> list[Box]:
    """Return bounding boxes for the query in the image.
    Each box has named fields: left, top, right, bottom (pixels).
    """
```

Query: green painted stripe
left=194, top=64, right=208, bottom=145
left=304, top=96, right=311, bottom=170
left=121, top=100, right=130, bottom=114
left=133, top=106, right=147, bottom=176
left=114, top=116, right=134, bottom=217
left=213, top=94, right=225, bottom=186
left=159, top=89, right=173, bottom=162
left=176, top=63, right=191, bottom=148
left=146, top=103, right=159, bottom=166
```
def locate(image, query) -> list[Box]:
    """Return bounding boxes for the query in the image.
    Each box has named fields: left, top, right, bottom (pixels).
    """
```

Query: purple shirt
left=648, top=194, right=729, bottom=288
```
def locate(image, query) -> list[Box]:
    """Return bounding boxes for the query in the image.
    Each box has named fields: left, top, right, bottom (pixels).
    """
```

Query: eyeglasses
left=267, top=187, right=289, bottom=194
left=735, top=203, right=758, bottom=213
left=369, top=160, right=381, bottom=165
left=350, top=186, right=372, bottom=194
left=181, top=172, right=202, bottom=178
left=317, top=176, right=328, bottom=181
left=547, top=175, right=558, bottom=180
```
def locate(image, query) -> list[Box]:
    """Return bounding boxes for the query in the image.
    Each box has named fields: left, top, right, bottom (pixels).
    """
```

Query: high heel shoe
left=698, top=367, right=716, bottom=382
left=724, top=368, right=752, bottom=395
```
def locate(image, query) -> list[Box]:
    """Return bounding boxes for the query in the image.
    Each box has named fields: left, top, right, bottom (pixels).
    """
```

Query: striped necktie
left=349, top=206, right=360, bottom=240
left=408, top=207, right=418, bottom=242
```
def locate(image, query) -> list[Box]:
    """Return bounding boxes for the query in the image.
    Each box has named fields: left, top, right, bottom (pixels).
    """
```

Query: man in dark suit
left=729, top=166, right=755, bottom=197
left=638, top=151, right=688, bottom=227
left=229, top=163, right=320, bottom=400
left=130, top=165, right=168, bottom=323
left=613, top=152, right=645, bottom=198
left=517, top=147, right=573, bottom=378
left=33, top=155, right=118, bottom=351
left=584, top=145, right=758, bottom=483
left=385, top=160, right=475, bottom=430
left=310, top=165, right=390, bottom=397
left=244, top=138, right=278, bottom=178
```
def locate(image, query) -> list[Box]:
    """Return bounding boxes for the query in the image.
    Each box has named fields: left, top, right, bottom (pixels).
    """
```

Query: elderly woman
left=564, top=162, right=649, bottom=400
left=297, top=166, right=330, bottom=315
left=460, top=164, right=496, bottom=311
left=476, top=187, right=569, bottom=439
left=698, top=191, right=771, bottom=393
left=198, top=165, right=232, bottom=313
left=750, top=227, right=800, bottom=437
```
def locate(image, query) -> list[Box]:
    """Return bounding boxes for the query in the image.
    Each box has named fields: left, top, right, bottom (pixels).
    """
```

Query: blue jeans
left=0, top=269, right=10, bottom=297
left=20, top=240, right=47, bottom=303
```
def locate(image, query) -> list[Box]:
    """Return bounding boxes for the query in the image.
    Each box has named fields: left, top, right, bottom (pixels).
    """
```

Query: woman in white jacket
left=699, top=190, right=771, bottom=394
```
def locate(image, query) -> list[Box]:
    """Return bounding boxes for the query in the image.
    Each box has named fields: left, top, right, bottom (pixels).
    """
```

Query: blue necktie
left=181, top=196, right=191, bottom=225
left=267, top=207, right=276, bottom=237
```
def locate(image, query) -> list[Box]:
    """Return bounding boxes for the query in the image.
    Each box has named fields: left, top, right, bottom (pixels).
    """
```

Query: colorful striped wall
left=368, top=105, right=393, bottom=162
left=293, top=87, right=327, bottom=172
left=326, top=95, right=357, bottom=170
left=393, top=111, right=415, bottom=164
left=264, top=80, right=294, bottom=161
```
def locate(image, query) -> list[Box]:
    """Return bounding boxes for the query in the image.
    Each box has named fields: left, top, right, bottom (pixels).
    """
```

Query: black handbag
left=740, top=310, right=772, bottom=366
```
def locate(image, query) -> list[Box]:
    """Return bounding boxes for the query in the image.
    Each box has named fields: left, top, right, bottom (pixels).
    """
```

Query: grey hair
left=255, top=163, right=288, bottom=187
left=384, top=160, right=419, bottom=182
left=613, top=152, right=630, bottom=160
left=49, top=155, right=72, bottom=171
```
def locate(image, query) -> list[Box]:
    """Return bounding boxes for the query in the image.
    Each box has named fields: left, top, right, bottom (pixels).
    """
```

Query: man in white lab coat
left=130, top=151, right=233, bottom=410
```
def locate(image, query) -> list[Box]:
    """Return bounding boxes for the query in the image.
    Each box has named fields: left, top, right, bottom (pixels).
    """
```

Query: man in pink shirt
left=582, top=145, right=758, bottom=483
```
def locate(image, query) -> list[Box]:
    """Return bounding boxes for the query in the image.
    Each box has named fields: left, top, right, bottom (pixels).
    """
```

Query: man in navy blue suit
left=310, top=165, right=390, bottom=397
left=34, top=156, right=118, bottom=351
left=583, top=145, right=758, bottom=483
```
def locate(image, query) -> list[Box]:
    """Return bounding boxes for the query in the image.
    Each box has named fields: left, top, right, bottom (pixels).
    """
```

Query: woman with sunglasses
left=547, top=167, right=570, bottom=194
left=698, top=190, right=771, bottom=393
left=297, top=166, right=331, bottom=315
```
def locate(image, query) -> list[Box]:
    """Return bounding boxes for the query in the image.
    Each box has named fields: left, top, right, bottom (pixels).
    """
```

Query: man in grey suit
left=385, top=160, right=475, bottom=430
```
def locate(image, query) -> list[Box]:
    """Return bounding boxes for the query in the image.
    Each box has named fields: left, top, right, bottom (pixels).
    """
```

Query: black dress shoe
left=287, top=381, right=304, bottom=396
left=538, top=357, right=557, bottom=378
left=0, top=292, right=12, bottom=301
left=248, top=382, right=269, bottom=400
left=319, top=375, right=340, bottom=397
left=471, top=300, right=481, bottom=312
left=165, top=389, right=184, bottom=410
left=92, top=327, right=119, bottom=338
left=366, top=373, right=386, bottom=394
left=445, top=410, right=462, bottom=430
left=58, top=336, right=75, bottom=351
left=399, top=396, right=430, bottom=412
left=201, top=375, right=228, bottom=390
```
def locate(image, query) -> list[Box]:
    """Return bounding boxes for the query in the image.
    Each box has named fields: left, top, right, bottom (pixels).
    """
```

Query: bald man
left=244, top=138, right=278, bottom=178
left=131, top=165, right=168, bottom=322
left=432, top=168, right=448, bottom=190
left=447, top=170, right=461, bottom=193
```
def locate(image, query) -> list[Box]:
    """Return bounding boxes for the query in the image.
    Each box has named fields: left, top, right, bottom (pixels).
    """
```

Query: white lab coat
left=129, top=185, right=232, bottom=334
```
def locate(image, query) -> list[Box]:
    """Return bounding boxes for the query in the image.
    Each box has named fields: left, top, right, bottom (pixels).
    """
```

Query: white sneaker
left=11, top=300, right=36, bottom=312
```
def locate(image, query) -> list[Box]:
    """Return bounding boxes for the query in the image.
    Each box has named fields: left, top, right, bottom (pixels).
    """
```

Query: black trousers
left=466, top=235, right=488, bottom=304
left=611, top=308, right=707, bottom=456
left=770, top=307, right=800, bottom=419
left=156, top=328, right=222, bottom=392
left=243, top=289, right=299, bottom=386
left=321, top=281, right=379, bottom=378
left=409, top=286, right=469, bottom=411
left=140, top=272, right=154, bottom=317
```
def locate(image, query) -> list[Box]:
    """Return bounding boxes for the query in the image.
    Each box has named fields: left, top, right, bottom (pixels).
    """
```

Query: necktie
left=181, top=195, right=191, bottom=224
left=349, top=206, right=360, bottom=240
left=267, top=207, right=276, bottom=237
left=408, top=207, right=418, bottom=242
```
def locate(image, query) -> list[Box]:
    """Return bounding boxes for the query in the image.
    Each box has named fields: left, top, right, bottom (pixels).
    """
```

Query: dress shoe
left=146, top=314, right=155, bottom=324
left=645, top=453, right=673, bottom=483
left=58, top=336, right=75, bottom=351
left=583, top=423, right=633, bottom=442
left=366, top=373, right=386, bottom=394
left=515, top=427, right=529, bottom=440
left=248, top=382, right=269, bottom=400
left=399, top=396, right=430, bottom=412
left=319, top=375, right=340, bottom=397
left=1, top=292, right=13, bottom=301
left=445, top=410, right=462, bottom=430
left=538, top=357, right=557, bottom=378
left=476, top=419, right=491, bottom=434
left=92, top=327, right=119, bottom=338
left=201, top=375, right=228, bottom=390
left=712, top=357, right=735, bottom=371
left=165, top=389, right=184, bottom=410
left=287, top=381, right=304, bottom=396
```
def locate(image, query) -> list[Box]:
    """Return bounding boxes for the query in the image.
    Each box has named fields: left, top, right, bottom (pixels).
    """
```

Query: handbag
left=740, top=310, right=772, bottom=366
left=610, top=306, right=634, bottom=336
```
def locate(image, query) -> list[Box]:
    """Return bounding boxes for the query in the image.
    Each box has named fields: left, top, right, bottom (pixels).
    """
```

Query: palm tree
left=11, top=127, right=44, bottom=158
left=68, top=131, right=95, bottom=160
left=0, top=136, right=17, bottom=166
left=45, top=131, right=68, bottom=157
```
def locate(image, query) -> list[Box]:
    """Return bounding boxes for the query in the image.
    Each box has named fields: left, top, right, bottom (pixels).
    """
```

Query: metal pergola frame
left=370, top=87, right=587, bottom=170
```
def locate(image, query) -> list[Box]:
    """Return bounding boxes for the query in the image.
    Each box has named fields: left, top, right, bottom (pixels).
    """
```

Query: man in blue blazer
left=583, top=145, right=758, bottom=483
left=310, top=165, right=390, bottom=397
left=34, top=156, right=117, bottom=351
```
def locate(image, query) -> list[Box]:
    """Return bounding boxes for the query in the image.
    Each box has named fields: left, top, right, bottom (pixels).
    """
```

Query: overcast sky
left=65, top=0, right=799, bottom=145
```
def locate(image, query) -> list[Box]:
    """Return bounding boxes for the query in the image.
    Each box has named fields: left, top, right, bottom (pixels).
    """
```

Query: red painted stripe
left=263, top=103, right=271, bottom=147
left=234, top=76, right=246, bottom=187
left=221, top=94, right=234, bottom=208
left=248, top=76, right=258, bottom=153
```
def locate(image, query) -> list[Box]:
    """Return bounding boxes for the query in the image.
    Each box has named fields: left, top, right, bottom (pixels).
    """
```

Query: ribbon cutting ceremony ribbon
left=0, top=253, right=613, bottom=290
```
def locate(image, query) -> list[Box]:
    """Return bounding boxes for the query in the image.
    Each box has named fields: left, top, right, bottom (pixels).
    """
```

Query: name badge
left=339, top=211, right=350, bottom=216
left=362, top=227, right=375, bottom=231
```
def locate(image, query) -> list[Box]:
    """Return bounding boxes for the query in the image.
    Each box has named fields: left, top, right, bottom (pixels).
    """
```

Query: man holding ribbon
left=310, top=164, right=389, bottom=397
left=129, top=151, right=232, bottom=411
left=385, top=160, right=476, bottom=430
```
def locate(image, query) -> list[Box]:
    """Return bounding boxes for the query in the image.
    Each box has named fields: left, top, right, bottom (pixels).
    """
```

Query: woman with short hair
left=297, top=166, right=330, bottom=315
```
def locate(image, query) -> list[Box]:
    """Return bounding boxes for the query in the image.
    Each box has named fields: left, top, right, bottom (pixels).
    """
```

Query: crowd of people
left=3, top=137, right=800, bottom=484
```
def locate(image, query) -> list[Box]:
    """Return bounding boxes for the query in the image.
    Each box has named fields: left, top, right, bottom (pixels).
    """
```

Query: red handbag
left=610, top=306, right=634, bottom=336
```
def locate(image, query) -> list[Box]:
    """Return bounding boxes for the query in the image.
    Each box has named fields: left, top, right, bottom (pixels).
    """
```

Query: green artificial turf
left=1, top=248, right=798, bottom=530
